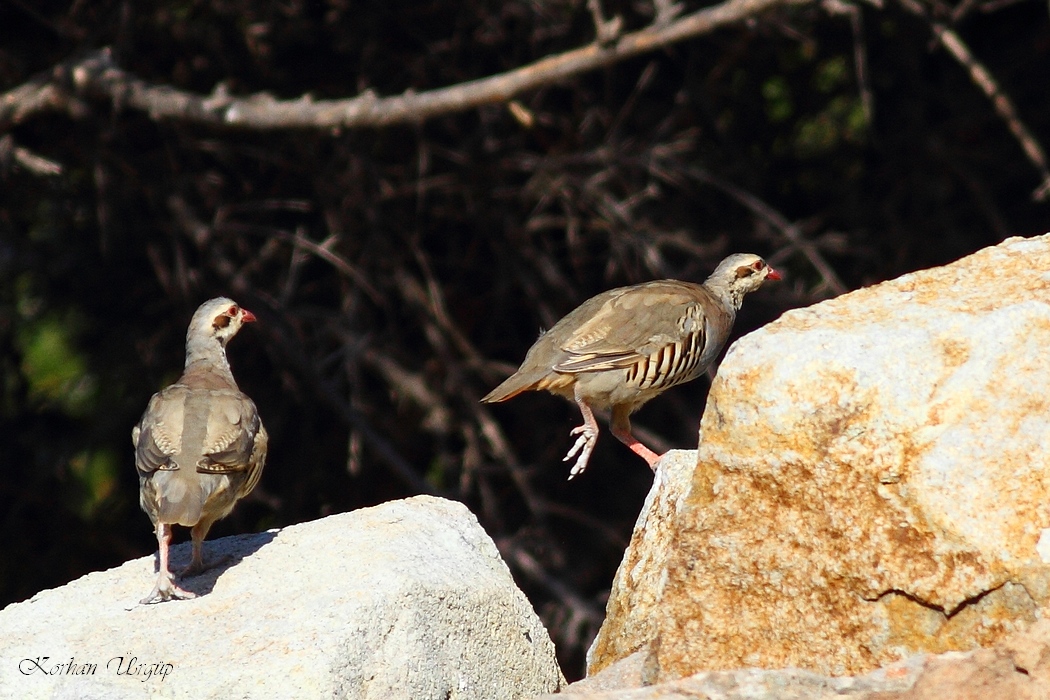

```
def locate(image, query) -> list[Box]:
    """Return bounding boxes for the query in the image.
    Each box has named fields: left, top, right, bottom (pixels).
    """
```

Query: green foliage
left=68, top=448, right=120, bottom=518
left=763, top=76, right=794, bottom=123
left=794, top=93, right=868, bottom=156
left=16, top=312, right=98, bottom=417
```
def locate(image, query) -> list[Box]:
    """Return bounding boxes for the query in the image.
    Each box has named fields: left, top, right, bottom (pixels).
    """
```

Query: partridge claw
left=564, top=424, right=597, bottom=479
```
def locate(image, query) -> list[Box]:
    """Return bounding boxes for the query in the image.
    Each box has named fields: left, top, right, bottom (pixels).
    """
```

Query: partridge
left=482, top=253, right=780, bottom=478
left=132, top=298, right=268, bottom=604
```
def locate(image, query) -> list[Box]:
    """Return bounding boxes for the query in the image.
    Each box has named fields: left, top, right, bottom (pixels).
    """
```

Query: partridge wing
left=132, top=385, right=187, bottom=476
left=198, top=391, right=262, bottom=474
left=554, top=282, right=708, bottom=374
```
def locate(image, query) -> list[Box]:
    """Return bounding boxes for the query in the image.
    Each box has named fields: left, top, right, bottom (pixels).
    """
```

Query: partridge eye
left=752, top=261, right=765, bottom=271
left=227, top=305, right=239, bottom=316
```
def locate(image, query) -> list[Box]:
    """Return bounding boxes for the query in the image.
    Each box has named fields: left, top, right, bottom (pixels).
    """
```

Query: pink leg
left=182, top=519, right=211, bottom=576
left=563, top=388, right=601, bottom=480
left=181, top=517, right=230, bottom=576
left=610, top=405, right=661, bottom=470
left=140, top=523, right=198, bottom=605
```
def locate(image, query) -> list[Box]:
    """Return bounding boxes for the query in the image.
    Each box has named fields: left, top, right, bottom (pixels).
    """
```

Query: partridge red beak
left=767, top=267, right=783, bottom=281
left=241, top=309, right=258, bottom=323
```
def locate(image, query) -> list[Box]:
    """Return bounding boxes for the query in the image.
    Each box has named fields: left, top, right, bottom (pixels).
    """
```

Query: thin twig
left=653, top=0, right=686, bottom=25
left=319, top=379, right=442, bottom=496
left=935, top=26, right=1050, bottom=200
left=360, top=349, right=453, bottom=436
left=587, top=0, right=624, bottom=44
left=220, top=222, right=385, bottom=304
left=474, top=403, right=550, bottom=521
left=897, top=0, right=1050, bottom=201
left=0, top=135, right=63, bottom=175
left=497, top=538, right=606, bottom=629
left=687, top=168, right=850, bottom=296
left=823, top=0, right=875, bottom=126
left=389, top=259, right=551, bottom=519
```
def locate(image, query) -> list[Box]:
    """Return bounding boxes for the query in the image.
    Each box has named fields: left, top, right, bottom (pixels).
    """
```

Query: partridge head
left=132, top=297, right=268, bottom=604
left=482, top=253, right=780, bottom=478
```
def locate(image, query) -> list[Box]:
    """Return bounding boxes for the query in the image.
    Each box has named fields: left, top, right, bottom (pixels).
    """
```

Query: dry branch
left=934, top=26, right=1050, bottom=201
left=0, top=134, right=63, bottom=175
left=0, top=0, right=805, bottom=132
left=896, top=0, right=1050, bottom=201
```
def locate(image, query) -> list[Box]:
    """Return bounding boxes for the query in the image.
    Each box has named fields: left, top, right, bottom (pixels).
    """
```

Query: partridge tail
left=481, top=370, right=543, bottom=403
left=151, top=469, right=207, bottom=527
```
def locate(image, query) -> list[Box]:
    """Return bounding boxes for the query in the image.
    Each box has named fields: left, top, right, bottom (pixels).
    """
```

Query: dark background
left=1, top=0, right=1048, bottom=679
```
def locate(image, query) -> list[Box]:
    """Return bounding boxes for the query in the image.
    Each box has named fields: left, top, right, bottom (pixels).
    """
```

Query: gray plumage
left=133, top=297, right=268, bottom=604
left=482, top=253, right=780, bottom=478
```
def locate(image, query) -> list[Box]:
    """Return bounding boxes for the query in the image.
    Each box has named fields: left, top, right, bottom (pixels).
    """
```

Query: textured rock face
left=0, top=496, right=564, bottom=700
left=543, top=618, right=1050, bottom=699
left=589, top=234, right=1050, bottom=680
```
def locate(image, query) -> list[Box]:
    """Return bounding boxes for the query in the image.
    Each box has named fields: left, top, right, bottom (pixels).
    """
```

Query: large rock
left=541, top=618, right=1050, bottom=699
left=588, top=234, right=1050, bottom=680
left=0, top=495, right=564, bottom=699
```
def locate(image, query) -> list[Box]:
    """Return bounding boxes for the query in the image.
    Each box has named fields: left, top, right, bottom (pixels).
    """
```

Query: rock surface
left=588, top=234, right=1050, bottom=680
left=539, top=618, right=1050, bottom=699
left=0, top=495, right=564, bottom=700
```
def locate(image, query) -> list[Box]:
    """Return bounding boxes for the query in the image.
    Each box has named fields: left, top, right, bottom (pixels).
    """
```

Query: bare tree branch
left=0, top=0, right=806, bottom=132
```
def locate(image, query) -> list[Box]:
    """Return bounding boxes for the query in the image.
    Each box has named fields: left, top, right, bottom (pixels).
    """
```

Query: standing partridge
left=132, top=297, right=268, bottom=604
left=482, top=253, right=780, bottom=478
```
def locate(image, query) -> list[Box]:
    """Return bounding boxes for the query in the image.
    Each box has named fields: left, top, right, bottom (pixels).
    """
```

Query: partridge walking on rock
left=482, top=253, right=780, bottom=478
left=133, top=298, right=268, bottom=604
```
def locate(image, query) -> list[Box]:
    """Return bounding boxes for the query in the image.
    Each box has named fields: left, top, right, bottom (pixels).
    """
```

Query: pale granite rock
left=0, top=495, right=564, bottom=699
left=588, top=234, right=1050, bottom=680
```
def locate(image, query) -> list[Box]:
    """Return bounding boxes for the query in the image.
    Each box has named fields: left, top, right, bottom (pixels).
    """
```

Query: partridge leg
left=564, top=387, right=601, bottom=480
left=610, top=405, right=661, bottom=470
left=182, top=516, right=234, bottom=576
left=182, top=519, right=213, bottom=577
left=141, top=523, right=197, bottom=604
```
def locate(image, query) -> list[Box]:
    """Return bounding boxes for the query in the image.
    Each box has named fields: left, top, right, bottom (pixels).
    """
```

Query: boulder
left=588, top=234, right=1050, bottom=680
left=539, top=618, right=1050, bottom=699
left=0, top=495, right=564, bottom=699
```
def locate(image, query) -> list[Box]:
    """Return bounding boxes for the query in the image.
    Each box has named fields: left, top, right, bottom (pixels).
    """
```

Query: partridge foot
left=564, top=423, right=598, bottom=480
left=140, top=572, right=197, bottom=605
